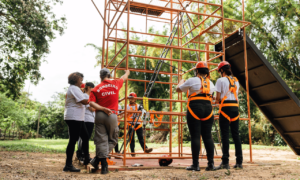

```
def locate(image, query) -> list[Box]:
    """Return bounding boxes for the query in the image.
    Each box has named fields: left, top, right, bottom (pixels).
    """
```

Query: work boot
left=90, top=157, right=100, bottom=170
left=233, top=164, right=243, bottom=169
left=186, top=165, right=200, bottom=171
left=100, top=158, right=109, bottom=174
left=63, top=164, right=80, bottom=172
left=205, top=163, right=216, bottom=171
left=145, top=148, right=153, bottom=153
left=216, top=162, right=230, bottom=170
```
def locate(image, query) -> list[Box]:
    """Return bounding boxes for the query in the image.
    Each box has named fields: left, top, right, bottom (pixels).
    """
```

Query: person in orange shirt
left=126, top=92, right=153, bottom=157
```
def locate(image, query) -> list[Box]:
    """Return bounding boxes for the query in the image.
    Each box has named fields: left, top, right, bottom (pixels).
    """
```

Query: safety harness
left=127, top=104, right=143, bottom=130
left=219, top=76, right=240, bottom=122
left=187, top=76, right=213, bottom=121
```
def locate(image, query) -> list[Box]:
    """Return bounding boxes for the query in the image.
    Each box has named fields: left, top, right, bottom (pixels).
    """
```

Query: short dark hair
left=220, top=65, right=232, bottom=76
left=196, top=68, right=209, bottom=76
left=83, top=82, right=95, bottom=93
left=68, top=72, right=84, bottom=85
left=100, top=68, right=111, bottom=81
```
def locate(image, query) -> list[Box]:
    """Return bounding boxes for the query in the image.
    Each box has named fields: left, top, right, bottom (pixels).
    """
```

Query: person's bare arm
left=88, top=107, right=96, bottom=112
left=121, top=70, right=130, bottom=81
left=79, top=99, right=89, bottom=105
left=89, top=101, right=112, bottom=115
left=176, top=79, right=185, bottom=93
left=216, top=92, right=221, bottom=103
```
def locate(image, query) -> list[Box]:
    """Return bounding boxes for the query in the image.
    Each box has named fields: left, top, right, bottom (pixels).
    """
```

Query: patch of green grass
left=0, top=138, right=291, bottom=153
left=0, top=139, right=96, bottom=153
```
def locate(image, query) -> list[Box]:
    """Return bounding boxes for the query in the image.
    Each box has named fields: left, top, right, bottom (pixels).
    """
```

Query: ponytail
left=220, top=65, right=232, bottom=76
left=84, top=82, right=95, bottom=93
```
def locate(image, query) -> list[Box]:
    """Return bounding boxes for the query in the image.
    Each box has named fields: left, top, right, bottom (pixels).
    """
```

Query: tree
left=0, top=0, right=66, bottom=99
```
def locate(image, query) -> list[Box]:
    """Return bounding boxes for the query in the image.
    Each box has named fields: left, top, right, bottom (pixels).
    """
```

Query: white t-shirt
left=179, top=77, right=216, bottom=95
left=84, top=93, right=95, bottom=123
left=118, top=104, right=122, bottom=114
left=215, top=76, right=240, bottom=101
left=64, top=85, right=87, bottom=121
left=127, top=104, right=141, bottom=124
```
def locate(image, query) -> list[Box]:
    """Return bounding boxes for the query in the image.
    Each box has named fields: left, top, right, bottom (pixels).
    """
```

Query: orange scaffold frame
left=91, top=0, right=253, bottom=166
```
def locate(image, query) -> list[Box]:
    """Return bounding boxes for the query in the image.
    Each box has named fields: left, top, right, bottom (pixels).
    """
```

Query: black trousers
left=219, top=100, right=243, bottom=164
left=65, top=120, right=89, bottom=165
left=77, top=122, right=94, bottom=158
left=187, top=100, right=214, bottom=166
left=128, top=123, right=147, bottom=152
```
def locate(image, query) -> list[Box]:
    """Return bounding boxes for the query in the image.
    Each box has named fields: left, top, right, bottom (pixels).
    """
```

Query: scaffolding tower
left=91, top=0, right=252, bottom=166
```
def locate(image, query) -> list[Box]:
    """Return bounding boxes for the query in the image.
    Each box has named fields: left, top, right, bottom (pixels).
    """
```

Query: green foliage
left=0, top=89, right=69, bottom=139
left=0, top=0, right=66, bottom=99
left=0, top=92, right=26, bottom=131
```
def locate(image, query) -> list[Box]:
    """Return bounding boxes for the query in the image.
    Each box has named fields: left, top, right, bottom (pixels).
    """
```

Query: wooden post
left=36, top=106, right=42, bottom=139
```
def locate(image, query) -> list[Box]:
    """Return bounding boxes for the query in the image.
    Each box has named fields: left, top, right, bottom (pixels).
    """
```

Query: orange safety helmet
left=217, top=61, right=231, bottom=72
left=159, top=155, right=173, bottom=166
left=129, top=92, right=137, bottom=98
left=196, top=61, right=208, bottom=69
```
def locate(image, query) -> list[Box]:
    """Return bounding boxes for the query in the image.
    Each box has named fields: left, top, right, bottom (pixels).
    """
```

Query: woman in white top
left=63, top=72, right=90, bottom=172
left=114, top=103, right=123, bottom=153
left=76, top=82, right=95, bottom=161
left=215, top=61, right=243, bottom=170
left=176, top=62, right=216, bottom=171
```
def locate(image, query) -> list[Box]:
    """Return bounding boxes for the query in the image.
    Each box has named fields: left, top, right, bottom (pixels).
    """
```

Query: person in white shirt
left=215, top=61, right=243, bottom=170
left=126, top=92, right=153, bottom=156
left=114, top=103, right=123, bottom=153
left=176, top=61, right=216, bottom=171
left=63, top=72, right=90, bottom=172
left=76, top=82, right=95, bottom=162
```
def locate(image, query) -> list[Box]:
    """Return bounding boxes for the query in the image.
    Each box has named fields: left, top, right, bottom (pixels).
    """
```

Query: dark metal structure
left=216, top=31, right=300, bottom=155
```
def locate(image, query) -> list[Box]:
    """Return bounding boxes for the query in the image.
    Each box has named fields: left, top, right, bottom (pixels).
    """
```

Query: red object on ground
left=159, top=155, right=173, bottom=166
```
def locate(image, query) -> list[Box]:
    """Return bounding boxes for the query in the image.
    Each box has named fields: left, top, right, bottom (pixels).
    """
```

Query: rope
left=149, top=110, right=163, bottom=127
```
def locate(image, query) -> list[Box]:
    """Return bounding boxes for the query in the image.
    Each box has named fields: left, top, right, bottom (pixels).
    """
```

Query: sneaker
left=216, top=162, right=230, bottom=170
left=205, top=163, right=216, bottom=171
left=145, top=148, right=153, bottom=153
left=186, top=165, right=200, bottom=171
left=233, top=164, right=243, bottom=169
left=63, top=165, right=80, bottom=172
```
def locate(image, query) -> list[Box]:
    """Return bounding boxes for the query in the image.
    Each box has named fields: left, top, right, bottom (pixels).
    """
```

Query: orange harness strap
left=127, top=104, right=142, bottom=123
left=187, top=77, right=213, bottom=121
left=219, top=76, right=239, bottom=122
left=127, top=122, right=143, bottom=131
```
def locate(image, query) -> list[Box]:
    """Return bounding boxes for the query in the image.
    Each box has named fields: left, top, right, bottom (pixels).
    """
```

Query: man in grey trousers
left=88, top=68, right=129, bottom=174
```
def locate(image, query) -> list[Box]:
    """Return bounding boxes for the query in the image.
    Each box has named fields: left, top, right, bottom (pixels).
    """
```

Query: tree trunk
left=149, top=124, right=169, bottom=143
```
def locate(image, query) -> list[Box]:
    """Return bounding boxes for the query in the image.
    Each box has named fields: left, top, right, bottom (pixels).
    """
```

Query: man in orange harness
left=176, top=62, right=216, bottom=171
left=127, top=92, right=153, bottom=156
left=215, top=61, right=243, bottom=170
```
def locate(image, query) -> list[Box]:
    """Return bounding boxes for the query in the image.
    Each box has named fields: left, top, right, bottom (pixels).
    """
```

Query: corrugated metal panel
left=215, top=31, right=300, bottom=155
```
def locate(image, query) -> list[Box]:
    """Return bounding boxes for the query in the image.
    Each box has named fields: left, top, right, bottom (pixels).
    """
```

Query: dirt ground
left=0, top=147, right=299, bottom=180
